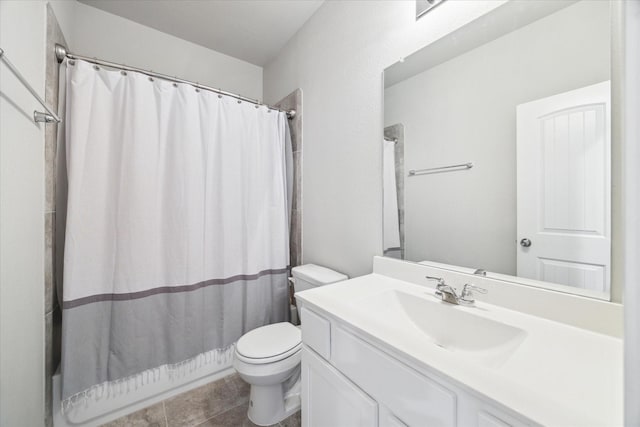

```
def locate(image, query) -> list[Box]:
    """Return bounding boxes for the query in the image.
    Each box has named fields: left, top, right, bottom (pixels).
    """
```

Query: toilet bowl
left=233, top=322, right=302, bottom=426
left=233, top=264, right=348, bottom=426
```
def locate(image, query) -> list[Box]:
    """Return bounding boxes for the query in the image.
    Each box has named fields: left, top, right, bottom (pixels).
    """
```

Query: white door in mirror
left=516, top=81, right=611, bottom=293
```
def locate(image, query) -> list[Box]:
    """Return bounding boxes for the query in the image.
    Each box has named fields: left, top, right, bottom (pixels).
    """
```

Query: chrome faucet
left=426, top=276, right=488, bottom=306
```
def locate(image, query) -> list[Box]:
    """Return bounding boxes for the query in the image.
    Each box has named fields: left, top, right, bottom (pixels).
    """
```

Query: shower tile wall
left=384, top=124, right=405, bottom=259
left=44, top=5, right=65, bottom=427
left=275, top=89, right=303, bottom=268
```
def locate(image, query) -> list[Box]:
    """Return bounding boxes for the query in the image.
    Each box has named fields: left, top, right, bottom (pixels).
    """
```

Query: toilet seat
left=236, top=322, right=301, bottom=364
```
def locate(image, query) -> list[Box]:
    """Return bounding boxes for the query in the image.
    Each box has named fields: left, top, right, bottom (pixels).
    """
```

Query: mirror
left=383, top=0, right=611, bottom=300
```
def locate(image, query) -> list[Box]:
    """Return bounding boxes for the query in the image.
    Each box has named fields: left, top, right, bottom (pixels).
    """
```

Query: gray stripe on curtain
left=63, top=267, right=289, bottom=309
left=61, top=271, right=289, bottom=401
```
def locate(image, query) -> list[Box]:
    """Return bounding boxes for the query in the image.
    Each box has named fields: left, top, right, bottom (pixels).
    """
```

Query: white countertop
left=296, top=273, right=623, bottom=427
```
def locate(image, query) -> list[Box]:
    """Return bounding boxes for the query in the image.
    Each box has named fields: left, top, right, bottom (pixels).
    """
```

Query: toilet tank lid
left=291, top=264, right=348, bottom=286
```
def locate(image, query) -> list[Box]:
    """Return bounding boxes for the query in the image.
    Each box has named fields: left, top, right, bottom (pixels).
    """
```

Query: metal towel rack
left=408, top=162, right=473, bottom=176
left=0, top=47, right=61, bottom=123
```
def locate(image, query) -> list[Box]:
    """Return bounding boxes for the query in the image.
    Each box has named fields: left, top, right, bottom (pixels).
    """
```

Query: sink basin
left=356, top=290, right=527, bottom=368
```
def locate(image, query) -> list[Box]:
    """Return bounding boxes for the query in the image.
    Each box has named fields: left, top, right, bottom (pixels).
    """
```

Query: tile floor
left=101, top=373, right=300, bottom=427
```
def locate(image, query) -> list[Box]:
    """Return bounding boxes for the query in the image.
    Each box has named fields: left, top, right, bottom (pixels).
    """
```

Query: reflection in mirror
left=383, top=126, right=404, bottom=259
left=383, top=0, right=611, bottom=300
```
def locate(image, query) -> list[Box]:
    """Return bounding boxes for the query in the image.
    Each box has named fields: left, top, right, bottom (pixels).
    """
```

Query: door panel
left=541, top=106, right=606, bottom=234
left=538, top=258, right=606, bottom=292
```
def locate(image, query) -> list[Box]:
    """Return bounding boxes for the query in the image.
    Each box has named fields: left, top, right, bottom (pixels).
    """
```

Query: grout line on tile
left=162, top=400, right=169, bottom=427
left=197, top=398, right=249, bottom=427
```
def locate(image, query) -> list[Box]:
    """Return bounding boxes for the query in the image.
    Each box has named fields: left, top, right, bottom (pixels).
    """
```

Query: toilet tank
left=291, top=264, right=348, bottom=294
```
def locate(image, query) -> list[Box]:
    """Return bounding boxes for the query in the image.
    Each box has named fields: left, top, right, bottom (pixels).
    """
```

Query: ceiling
left=79, top=0, right=324, bottom=67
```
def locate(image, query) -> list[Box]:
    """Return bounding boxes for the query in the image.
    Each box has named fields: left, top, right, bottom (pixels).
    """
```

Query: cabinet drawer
left=333, top=325, right=457, bottom=427
left=300, top=307, right=331, bottom=360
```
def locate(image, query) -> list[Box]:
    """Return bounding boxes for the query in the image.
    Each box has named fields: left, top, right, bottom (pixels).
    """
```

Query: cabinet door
left=302, top=346, right=378, bottom=427
left=379, top=406, right=409, bottom=427
left=332, top=325, right=457, bottom=426
left=457, top=402, right=531, bottom=427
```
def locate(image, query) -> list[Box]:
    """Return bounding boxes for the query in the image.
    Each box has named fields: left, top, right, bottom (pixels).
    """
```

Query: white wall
left=263, top=0, right=507, bottom=278
left=384, top=0, right=609, bottom=275
left=0, top=1, right=47, bottom=425
left=49, top=1, right=263, bottom=101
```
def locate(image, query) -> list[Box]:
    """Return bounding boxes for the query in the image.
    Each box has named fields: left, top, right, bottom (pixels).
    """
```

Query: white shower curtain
left=60, top=59, right=291, bottom=407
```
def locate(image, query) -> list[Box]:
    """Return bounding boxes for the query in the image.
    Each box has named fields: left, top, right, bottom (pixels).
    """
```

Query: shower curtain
left=59, top=59, right=291, bottom=408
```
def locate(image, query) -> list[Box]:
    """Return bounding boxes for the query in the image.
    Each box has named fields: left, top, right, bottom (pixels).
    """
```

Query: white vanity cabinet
left=300, top=306, right=533, bottom=427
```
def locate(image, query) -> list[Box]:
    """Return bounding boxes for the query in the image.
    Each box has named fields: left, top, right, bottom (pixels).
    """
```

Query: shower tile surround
left=44, top=7, right=303, bottom=423
left=45, top=5, right=66, bottom=427
left=275, top=89, right=303, bottom=269
left=100, top=373, right=301, bottom=427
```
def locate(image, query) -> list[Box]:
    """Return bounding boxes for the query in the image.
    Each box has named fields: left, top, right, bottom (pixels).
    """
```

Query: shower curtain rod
left=54, top=44, right=296, bottom=120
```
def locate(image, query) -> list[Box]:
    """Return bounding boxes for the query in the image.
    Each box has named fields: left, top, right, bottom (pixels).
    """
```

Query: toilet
left=233, top=264, right=348, bottom=426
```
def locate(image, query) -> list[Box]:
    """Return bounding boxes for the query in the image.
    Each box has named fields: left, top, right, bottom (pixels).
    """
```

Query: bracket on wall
left=0, top=47, right=61, bottom=123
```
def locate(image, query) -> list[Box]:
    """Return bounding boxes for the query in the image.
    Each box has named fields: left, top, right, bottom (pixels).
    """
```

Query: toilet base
left=247, top=374, right=301, bottom=426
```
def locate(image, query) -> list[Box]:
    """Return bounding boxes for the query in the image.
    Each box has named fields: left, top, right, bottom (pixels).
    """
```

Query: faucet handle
left=426, top=276, right=451, bottom=293
left=460, top=283, right=488, bottom=302
left=425, top=276, right=445, bottom=286
left=464, top=283, right=487, bottom=294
